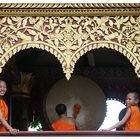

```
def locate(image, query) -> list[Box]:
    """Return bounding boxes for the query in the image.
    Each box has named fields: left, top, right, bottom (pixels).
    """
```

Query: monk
left=51, top=103, right=81, bottom=131
left=0, top=79, right=19, bottom=134
left=100, top=92, right=140, bottom=131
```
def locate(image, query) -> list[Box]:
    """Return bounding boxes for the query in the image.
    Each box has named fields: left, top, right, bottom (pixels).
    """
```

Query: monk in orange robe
left=125, top=105, right=140, bottom=131
left=51, top=119, right=76, bottom=131
left=0, top=98, right=8, bottom=131
left=100, top=92, right=140, bottom=131
left=51, top=103, right=80, bottom=131
left=0, top=79, right=19, bottom=134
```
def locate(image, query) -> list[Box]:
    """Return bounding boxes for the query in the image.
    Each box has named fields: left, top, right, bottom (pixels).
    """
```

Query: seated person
left=0, top=79, right=19, bottom=134
left=51, top=103, right=80, bottom=131
left=100, top=92, right=140, bottom=131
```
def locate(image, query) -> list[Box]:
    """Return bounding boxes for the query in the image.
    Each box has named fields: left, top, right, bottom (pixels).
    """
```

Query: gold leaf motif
left=11, top=17, right=18, bottom=22
left=58, top=46, right=66, bottom=51
left=47, top=40, right=54, bottom=45
left=73, top=17, right=80, bottom=21
left=90, top=34, right=95, bottom=41
left=104, top=32, right=119, bottom=40
left=0, top=16, right=140, bottom=79
left=22, top=18, right=27, bottom=27
left=130, top=16, right=136, bottom=24
left=8, top=34, right=18, bottom=41
left=78, top=26, right=82, bottom=34
left=54, top=39, right=59, bottom=47
left=60, top=24, right=66, bottom=28
left=85, top=27, right=91, bottom=33
left=29, top=17, right=36, bottom=24
left=0, top=17, right=6, bottom=24
left=94, top=17, right=101, bottom=25
left=71, top=45, right=79, bottom=51
left=17, top=31, right=31, bottom=41
left=17, top=22, right=21, bottom=28
left=109, top=20, right=113, bottom=27
left=123, top=17, right=129, bottom=22
left=7, top=17, right=12, bottom=25
left=0, top=27, right=7, bottom=33
left=72, top=24, right=79, bottom=28
left=27, top=29, right=37, bottom=35
left=9, top=25, right=17, bottom=31
left=34, top=20, right=43, bottom=30
left=55, top=27, right=60, bottom=34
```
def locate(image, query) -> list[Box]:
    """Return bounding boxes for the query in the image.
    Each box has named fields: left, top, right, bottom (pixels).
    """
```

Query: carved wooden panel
left=0, top=4, right=140, bottom=80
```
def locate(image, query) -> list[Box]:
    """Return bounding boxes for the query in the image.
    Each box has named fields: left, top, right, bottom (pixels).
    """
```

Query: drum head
left=45, top=75, right=106, bottom=130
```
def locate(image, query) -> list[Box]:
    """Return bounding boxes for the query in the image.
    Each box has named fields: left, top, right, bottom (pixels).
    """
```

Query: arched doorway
left=0, top=5, right=140, bottom=131
left=1, top=48, right=63, bottom=130
left=1, top=47, right=139, bottom=130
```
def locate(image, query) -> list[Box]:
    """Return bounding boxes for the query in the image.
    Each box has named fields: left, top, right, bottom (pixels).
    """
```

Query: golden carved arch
left=0, top=42, right=66, bottom=75
left=72, top=41, right=140, bottom=77
left=0, top=4, right=140, bottom=80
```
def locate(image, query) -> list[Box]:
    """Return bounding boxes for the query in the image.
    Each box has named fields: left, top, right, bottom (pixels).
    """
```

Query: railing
left=0, top=131, right=140, bottom=137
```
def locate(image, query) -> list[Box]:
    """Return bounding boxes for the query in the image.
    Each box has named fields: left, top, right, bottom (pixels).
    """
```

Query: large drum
left=45, top=76, right=106, bottom=130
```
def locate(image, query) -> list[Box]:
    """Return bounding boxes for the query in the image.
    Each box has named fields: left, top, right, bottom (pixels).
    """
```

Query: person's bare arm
left=0, top=109, right=19, bottom=134
left=100, top=108, right=131, bottom=131
left=72, top=104, right=81, bottom=120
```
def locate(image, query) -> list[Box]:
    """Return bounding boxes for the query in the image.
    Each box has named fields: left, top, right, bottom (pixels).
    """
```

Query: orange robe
left=0, top=99, right=8, bottom=131
left=125, top=106, right=140, bottom=131
left=51, top=120, right=76, bottom=131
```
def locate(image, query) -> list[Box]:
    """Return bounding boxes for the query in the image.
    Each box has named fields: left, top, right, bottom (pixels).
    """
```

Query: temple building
left=0, top=3, right=140, bottom=134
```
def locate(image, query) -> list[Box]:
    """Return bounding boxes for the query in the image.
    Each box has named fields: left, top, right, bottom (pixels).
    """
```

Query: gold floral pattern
left=0, top=16, right=140, bottom=79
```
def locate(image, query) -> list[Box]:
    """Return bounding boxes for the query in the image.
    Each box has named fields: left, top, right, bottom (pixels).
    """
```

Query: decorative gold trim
left=0, top=41, right=139, bottom=80
left=0, top=3, right=140, bottom=16
left=0, top=16, right=140, bottom=79
left=0, top=3, right=140, bottom=9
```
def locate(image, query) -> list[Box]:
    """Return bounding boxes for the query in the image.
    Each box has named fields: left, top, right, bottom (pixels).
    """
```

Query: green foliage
left=30, top=117, right=42, bottom=131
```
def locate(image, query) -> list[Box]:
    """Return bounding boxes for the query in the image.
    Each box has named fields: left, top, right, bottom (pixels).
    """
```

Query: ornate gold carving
left=0, top=16, right=140, bottom=79
left=0, top=3, right=140, bottom=9
left=0, top=3, right=140, bottom=16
